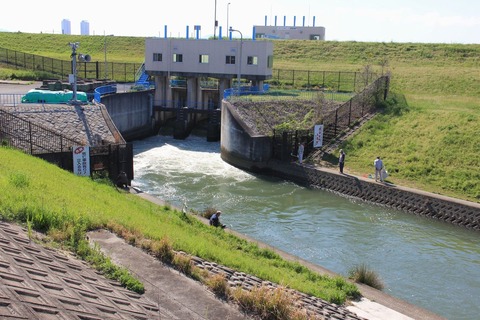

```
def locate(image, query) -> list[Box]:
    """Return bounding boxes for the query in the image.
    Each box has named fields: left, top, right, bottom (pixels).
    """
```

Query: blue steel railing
left=223, top=84, right=270, bottom=99
left=94, top=84, right=117, bottom=103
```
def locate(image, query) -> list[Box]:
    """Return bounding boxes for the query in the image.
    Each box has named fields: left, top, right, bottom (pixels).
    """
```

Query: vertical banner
left=73, top=146, right=90, bottom=176
left=313, top=124, right=324, bottom=148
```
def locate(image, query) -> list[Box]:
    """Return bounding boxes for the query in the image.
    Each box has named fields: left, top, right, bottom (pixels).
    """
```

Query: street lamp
left=229, top=27, right=243, bottom=93
left=68, top=42, right=90, bottom=105
left=213, top=0, right=218, bottom=40
left=104, top=33, right=114, bottom=81
left=69, top=42, right=80, bottom=103
left=226, top=2, right=231, bottom=37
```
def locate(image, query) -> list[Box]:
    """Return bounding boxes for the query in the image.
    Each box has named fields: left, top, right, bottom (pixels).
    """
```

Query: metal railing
left=0, top=94, right=23, bottom=107
left=271, top=75, right=390, bottom=161
left=0, top=109, right=82, bottom=154
left=0, top=47, right=142, bottom=82
left=1, top=46, right=377, bottom=90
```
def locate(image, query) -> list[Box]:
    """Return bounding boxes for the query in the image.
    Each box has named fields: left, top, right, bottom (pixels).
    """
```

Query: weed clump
left=348, top=263, right=384, bottom=290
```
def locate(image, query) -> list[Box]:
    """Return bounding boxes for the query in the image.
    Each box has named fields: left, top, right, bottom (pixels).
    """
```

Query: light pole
left=104, top=33, right=114, bottom=81
left=229, top=27, right=243, bottom=92
left=226, top=2, right=231, bottom=37
left=69, top=42, right=79, bottom=103
left=213, top=0, right=217, bottom=40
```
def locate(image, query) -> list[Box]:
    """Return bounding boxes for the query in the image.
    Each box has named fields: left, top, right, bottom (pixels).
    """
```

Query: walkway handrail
left=0, top=93, right=23, bottom=107
left=94, top=84, right=117, bottom=103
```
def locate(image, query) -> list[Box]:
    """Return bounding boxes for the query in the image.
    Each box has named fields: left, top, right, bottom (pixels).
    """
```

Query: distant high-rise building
left=80, top=20, right=90, bottom=35
left=61, top=19, right=71, bottom=35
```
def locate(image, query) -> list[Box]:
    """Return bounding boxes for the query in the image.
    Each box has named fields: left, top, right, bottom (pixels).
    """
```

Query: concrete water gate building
left=144, top=37, right=273, bottom=110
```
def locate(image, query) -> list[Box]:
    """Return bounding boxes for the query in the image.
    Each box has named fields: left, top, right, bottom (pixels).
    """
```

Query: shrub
left=172, top=253, right=193, bottom=276
left=151, top=236, right=174, bottom=263
left=348, top=263, right=384, bottom=290
left=232, top=285, right=303, bottom=320
left=201, top=207, right=218, bottom=220
left=205, top=273, right=230, bottom=298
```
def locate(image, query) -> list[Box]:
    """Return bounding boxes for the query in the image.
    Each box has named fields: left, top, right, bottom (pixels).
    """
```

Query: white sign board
left=73, top=146, right=90, bottom=176
left=313, top=124, right=324, bottom=148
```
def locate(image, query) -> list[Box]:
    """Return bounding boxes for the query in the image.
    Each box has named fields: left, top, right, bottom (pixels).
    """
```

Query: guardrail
left=0, top=94, right=23, bottom=107
left=94, top=84, right=118, bottom=103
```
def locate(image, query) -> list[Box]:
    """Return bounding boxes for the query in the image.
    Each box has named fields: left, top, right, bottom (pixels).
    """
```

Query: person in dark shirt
left=338, top=149, right=346, bottom=173
left=209, top=211, right=226, bottom=228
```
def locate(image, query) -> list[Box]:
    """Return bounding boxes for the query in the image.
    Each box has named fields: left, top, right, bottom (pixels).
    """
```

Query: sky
left=1, top=0, right=479, bottom=44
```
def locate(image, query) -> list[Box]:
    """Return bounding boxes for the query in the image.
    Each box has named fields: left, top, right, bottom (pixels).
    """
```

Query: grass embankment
left=1, top=32, right=479, bottom=201
left=269, top=41, right=480, bottom=202
left=0, top=146, right=359, bottom=305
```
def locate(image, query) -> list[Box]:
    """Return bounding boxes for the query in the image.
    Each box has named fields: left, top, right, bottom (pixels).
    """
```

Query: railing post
left=337, top=71, right=341, bottom=91
left=348, top=100, right=352, bottom=127
left=334, top=109, right=338, bottom=136
left=29, top=121, right=33, bottom=155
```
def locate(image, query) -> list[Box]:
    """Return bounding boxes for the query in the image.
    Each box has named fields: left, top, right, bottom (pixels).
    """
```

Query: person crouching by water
left=210, top=211, right=226, bottom=228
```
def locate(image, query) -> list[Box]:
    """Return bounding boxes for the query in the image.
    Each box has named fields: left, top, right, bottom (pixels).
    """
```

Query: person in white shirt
left=374, top=156, right=384, bottom=182
left=297, top=142, right=305, bottom=164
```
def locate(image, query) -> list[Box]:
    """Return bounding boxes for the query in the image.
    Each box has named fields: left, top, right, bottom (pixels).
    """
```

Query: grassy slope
left=0, top=147, right=358, bottom=304
left=0, top=32, right=479, bottom=201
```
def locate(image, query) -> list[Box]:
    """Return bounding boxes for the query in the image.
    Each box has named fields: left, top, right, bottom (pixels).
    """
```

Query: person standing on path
left=374, top=156, right=384, bottom=182
left=297, top=142, right=305, bottom=164
left=338, top=149, right=346, bottom=173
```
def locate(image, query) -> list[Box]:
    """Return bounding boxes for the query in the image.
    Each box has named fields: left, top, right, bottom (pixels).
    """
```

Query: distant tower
left=80, top=20, right=90, bottom=35
left=61, top=19, right=71, bottom=35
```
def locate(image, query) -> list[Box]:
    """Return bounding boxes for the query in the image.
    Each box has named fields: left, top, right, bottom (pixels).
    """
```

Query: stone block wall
left=269, top=161, right=480, bottom=231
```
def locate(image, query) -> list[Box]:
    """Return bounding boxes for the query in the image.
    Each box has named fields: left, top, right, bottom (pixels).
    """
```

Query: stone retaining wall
left=180, top=252, right=366, bottom=320
left=266, top=161, right=480, bottom=232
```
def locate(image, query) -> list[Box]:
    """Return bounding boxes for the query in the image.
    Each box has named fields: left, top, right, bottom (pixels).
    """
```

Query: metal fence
left=0, top=109, right=134, bottom=183
left=0, top=94, right=23, bottom=107
left=0, top=47, right=143, bottom=83
left=0, top=109, right=81, bottom=154
left=268, top=69, right=378, bottom=92
left=272, top=75, right=390, bottom=161
left=1, top=46, right=376, bottom=91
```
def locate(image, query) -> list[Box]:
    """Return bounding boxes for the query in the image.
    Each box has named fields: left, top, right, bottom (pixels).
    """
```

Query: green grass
left=1, top=32, right=479, bottom=201
left=0, top=146, right=359, bottom=304
left=342, top=92, right=480, bottom=201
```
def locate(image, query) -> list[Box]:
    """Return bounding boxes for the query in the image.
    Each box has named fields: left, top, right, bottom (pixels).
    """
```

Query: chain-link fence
left=1, top=46, right=377, bottom=90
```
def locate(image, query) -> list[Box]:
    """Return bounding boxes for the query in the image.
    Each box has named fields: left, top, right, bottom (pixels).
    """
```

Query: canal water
left=132, top=134, right=480, bottom=320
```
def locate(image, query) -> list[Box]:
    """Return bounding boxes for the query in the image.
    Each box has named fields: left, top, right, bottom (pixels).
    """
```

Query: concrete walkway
left=87, top=229, right=250, bottom=320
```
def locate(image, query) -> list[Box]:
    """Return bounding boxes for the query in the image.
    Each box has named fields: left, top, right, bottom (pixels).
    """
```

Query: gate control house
left=144, top=37, right=274, bottom=110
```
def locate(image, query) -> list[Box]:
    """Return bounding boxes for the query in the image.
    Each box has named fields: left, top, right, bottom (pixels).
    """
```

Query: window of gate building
left=199, top=54, right=209, bottom=64
left=247, top=56, right=258, bottom=65
left=153, top=53, right=162, bottom=62
left=226, top=55, right=236, bottom=64
left=173, top=53, right=183, bottom=63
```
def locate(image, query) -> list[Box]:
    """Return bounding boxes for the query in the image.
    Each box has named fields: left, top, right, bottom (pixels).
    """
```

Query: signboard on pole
left=73, top=146, right=90, bottom=176
left=313, top=124, right=324, bottom=148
